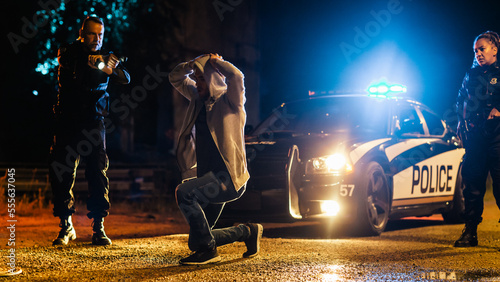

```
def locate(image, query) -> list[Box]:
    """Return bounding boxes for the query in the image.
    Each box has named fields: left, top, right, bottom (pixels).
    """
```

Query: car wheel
left=442, top=164, right=465, bottom=224
left=354, top=162, right=391, bottom=236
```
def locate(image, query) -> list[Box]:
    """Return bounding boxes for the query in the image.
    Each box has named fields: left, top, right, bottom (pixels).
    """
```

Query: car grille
left=247, top=154, right=288, bottom=191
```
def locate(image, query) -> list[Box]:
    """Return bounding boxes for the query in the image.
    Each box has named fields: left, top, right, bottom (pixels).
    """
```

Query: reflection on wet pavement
left=314, top=264, right=500, bottom=281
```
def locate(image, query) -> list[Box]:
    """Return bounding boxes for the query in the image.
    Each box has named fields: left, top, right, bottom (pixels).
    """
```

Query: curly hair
left=472, top=30, right=500, bottom=67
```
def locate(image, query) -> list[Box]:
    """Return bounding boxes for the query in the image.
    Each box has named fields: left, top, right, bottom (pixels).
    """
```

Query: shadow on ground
left=262, top=216, right=447, bottom=240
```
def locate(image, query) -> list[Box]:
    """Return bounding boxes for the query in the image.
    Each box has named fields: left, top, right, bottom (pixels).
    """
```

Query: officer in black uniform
left=455, top=31, right=500, bottom=247
left=49, top=16, right=130, bottom=246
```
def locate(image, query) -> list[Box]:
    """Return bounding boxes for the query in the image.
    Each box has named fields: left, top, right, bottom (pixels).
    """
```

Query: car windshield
left=252, top=96, right=389, bottom=136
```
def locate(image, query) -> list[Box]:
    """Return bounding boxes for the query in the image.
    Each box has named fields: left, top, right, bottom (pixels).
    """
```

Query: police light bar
left=367, top=82, right=407, bottom=98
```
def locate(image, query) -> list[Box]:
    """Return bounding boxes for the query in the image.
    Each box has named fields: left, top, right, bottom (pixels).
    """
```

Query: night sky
left=2, top=0, right=500, bottom=164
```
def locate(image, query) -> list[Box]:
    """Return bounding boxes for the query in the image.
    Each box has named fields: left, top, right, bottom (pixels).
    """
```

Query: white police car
left=225, top=83, right=465, bottom=236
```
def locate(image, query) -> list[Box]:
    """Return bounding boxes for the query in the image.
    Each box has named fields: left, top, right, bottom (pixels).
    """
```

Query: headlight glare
left=307, top=153, right=352, bottom=174
left=325, top=154, right=346, bottom=171
left=320, top=200, right=340, bottom=216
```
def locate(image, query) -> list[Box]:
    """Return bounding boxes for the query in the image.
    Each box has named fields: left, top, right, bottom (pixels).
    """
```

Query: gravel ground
left=1, top=197, right=500, bottom=281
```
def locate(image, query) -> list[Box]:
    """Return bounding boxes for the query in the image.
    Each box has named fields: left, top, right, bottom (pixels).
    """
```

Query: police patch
left=491, top=77, right=498, bottom=85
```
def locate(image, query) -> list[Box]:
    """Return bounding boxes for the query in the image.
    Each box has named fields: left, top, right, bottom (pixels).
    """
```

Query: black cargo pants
left=461, top=118, right=500, bottom=225
left=49, top=119, right=110, bottom=219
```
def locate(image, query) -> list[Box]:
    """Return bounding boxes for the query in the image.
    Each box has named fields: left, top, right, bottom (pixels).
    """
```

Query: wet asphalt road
left=3, top=194, right=500, bottom=281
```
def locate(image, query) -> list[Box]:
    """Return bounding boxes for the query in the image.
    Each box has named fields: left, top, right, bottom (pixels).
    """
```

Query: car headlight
left=306, top=153, right=353, bottom=175
left=319, top=200, right=340, bottom=216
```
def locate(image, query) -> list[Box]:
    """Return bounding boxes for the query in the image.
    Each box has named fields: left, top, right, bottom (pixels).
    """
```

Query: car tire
left=441, top=164, right=465, bottom=224
left=354, top=162, right=391, bottom=236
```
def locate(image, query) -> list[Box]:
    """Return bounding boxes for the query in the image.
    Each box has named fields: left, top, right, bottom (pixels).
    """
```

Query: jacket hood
left=193, top=55, right=226, bottom=108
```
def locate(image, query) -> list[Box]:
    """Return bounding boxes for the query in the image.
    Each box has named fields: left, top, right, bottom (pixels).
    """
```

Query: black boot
left=53, top=216, right=76, bottom=246
left=454, top=223, right=478, bottom=247
left=92, top=217, right=112, bottom=246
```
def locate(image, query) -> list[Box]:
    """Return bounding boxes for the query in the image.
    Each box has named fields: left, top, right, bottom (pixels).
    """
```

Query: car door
left=388, top=102, right=464, bottom=210
left=411, top=107, right=464, bottom=204
left=386, top=102, right=442, bottom=207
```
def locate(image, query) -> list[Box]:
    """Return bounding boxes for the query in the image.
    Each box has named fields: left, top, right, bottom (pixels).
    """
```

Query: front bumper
left=224, top=146, right=359, bottom=223
left=298, top=173, right=357, bottom=221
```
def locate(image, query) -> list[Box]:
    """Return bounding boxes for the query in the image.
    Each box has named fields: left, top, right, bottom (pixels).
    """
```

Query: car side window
left=421, top=109, right=445, bottom=136
left=397, top=106, right=425, bottom=136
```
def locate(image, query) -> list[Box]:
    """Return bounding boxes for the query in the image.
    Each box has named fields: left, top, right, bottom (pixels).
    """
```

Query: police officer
left=49, top=16, right=130, bottom=246
left=455, top=31, right=500, bottom=247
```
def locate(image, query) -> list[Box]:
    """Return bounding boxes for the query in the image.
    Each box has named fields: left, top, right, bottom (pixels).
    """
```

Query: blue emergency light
left=367, top=82, right=407, bottom=98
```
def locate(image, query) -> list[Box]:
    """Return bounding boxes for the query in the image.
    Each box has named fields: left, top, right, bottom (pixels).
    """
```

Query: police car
left=224, top=83, right=465, bottom=236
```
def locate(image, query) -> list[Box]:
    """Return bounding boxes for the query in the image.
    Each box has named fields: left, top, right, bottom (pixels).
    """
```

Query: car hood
left=246, top=133, right=389, bottom=161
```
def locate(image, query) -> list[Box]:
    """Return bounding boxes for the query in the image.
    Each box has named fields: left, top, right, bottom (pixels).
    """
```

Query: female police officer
left=455, top=31, right=500, bottom=247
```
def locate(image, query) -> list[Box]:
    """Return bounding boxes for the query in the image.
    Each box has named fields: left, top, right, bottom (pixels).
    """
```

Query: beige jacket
left=169, top=56, right=250, bottom=191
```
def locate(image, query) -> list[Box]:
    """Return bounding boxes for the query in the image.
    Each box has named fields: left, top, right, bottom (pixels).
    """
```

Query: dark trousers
left=175, top=172, right=249, bottom=251
left=462, top=119, right=500, bottom=225
left=49, top=119, right=110, bottom=219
